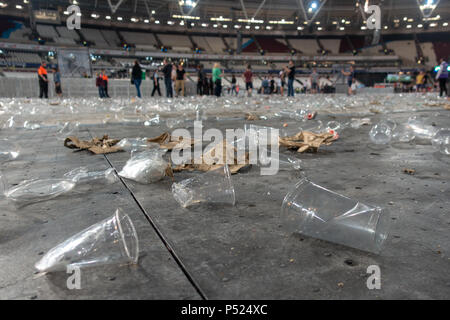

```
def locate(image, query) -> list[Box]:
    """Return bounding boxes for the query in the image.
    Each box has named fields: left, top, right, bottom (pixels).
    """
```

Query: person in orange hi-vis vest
left=38, top=61, right=49, bottom=99
left=102, top=70, right=110, bottom=98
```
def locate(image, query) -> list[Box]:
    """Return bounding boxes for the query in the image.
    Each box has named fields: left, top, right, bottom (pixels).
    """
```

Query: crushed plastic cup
left=326, top=121, right=341, bottom=139
left=3, top=178, right=76, bottom=207
left=144, top=115, right=160, bottom=126
left=0, top=139, right=20, bottom=161
left=119, top=149, right=168, bottom=184
left=369, top=121, right=393, bottom=145
left=259, top=148, right=302, bottom=171
left=35, top=208, right=139, bottom=273
left=1, top=167, right=118, bottom=207
left=172, top=164, right=235, bottom=208
left=117, top=138, right=159, bottom=152
left=23, top=121, right=41, bottom=130
left=407, top=116, right=438, bottom=141
left=281, top=179, right=390, bottom=253
left=56, top=121, right=80, bottom=140
left=431, top=128, right=450, bottom=155
left=392, top=123, right=416, bottom=143
left=63, top=167, right=118, bottom=185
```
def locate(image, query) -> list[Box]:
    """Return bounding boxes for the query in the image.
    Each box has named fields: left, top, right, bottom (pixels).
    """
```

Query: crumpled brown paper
left=279, top=131, right=336, bottom=153
left=148, top=132, right=195, bottom=150
left=173, top=140, right=250, bottom=174
left=246, top=114, right=259, bottom=121
left=64, top=135, right=123, bottom=154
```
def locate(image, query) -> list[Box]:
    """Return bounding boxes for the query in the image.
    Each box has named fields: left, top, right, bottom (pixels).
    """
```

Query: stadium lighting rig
left=417, top=0, right=440, bottom=18
left=179, top=0, right=197, bottom=8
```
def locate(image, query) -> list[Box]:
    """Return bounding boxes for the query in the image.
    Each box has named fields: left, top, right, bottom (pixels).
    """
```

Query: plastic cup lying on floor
left=281, top=179, right=390, bottom=254
left=369, top=121, right=394, bottom=145
left=4, top=179, right=76, bottom=207
left=259, top=147, right=302, bottom=171
left=172, top=164, right=235, bottom=208
left=431, top=128, right=450, bottom=155
left=35, top=208, right=139, bottom=273
left=0, top=139, right=20, bottom=161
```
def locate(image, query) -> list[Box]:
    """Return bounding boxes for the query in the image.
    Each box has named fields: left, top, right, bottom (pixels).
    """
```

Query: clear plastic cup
left=4, top=179, right=76, bottom=207
left=431, top=128, right=450, bottom=155
left=35, top=208, right=139, bottom=273
left=0, top=139, right=20, bottom=161
left=281, top=179, right=390, bottom=253
left=369, top=121, right=393, bottom=145
left=172, top=164, right=236, bottom=208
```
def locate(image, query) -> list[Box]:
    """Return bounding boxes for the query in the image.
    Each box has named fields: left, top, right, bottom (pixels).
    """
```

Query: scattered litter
left=281, top=178, right=390, bottom=253
left=259, top=147, right=302, bottom=170
left=369, top=121, right=394, bottom=145
left=349, top=118, right=371, bottom=129
left=35, top=208, right=139, bottom=273
left=1, top=167, right=118, bottom=207
left=431, top=128, right=450, bottom=155
left=119, top=149, right=172, bottom=184
left=403, top=168, right=416, bottom=175
left=117, top=138, right=159, bottom=152
left=23, top=121, right=41, bottom=130
left=64, top=135, right=122, bottom=154
left=407, top=116, right=438, bottom=141
left=246, top=114, right=259, bottom=121
left=0, top=139, right=20, bottom=161
left=174, top=140, right=250, bottom=174
left=279, top=131, right=336, bottom=153
left=172, top=164, right=235, bottom=208
left=148, top=132, right=195, bottom=151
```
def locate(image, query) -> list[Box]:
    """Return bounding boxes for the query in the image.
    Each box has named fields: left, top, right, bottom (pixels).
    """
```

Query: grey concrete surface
left=0, top=107, right=449, bottom=299
left=0, top=127, right=201, bottom=300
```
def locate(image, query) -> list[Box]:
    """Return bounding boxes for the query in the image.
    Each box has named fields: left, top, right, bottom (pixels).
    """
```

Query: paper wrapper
left=279, top=131, right=336, bottom=153
left=148, top=132, right=195, bottom=151
left=64, top=135, right=122, bottom=154
left=173, top=140, right=250, bottom=174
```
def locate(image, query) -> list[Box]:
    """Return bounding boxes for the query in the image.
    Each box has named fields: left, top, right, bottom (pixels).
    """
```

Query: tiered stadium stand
left=81, top=28, right=110, bottom=48
left=386, top=40, right=417, bottom=65
left=289, top=39, right=320, bottom=55
left=159, top=34, right=192, bottom=52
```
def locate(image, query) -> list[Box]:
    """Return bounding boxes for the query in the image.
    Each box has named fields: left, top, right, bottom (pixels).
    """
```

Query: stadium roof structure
left=1, top=0, right=449, bottom=35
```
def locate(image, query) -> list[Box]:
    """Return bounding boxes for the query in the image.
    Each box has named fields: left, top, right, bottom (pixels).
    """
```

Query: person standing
left=212, top=63, right=222, bottom=97
left=243, top=65, right=253, bottom=97
left=416, top=71, right=425, bottom=93
left=310, top=68, right=319, bottom=94
left=38, top=61, right=49, bottom=99
left=102, top=70, right=110, bottom=98
left=341, top=65, right=355, bottom=96
left=161, top=59, right=173, bottom=98
left=175, top=64, right=186, bottom=97
left=96, top=72, right=106, bottom=98
left=131, top=60, right=143, bottom=98
left=231, top=74, right=237, bottom=96
left=436, top=58, right=448, bottom=97
left=197, top=64, right=205, bottom=96
left=151, top=69, right=161, bottom=97
left=209, top=75, right=214, bottom=95
left=53, top=67, right=62, bottom=98
left=285, top=60, right=295, bottom=97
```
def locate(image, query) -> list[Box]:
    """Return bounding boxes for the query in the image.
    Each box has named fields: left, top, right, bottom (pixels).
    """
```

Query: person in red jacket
left=96, top=72, right=106, bottom=98
left=102, top=70, right=110, bottom=98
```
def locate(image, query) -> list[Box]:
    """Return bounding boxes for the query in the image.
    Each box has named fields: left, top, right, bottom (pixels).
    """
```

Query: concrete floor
left=0, top=105, right=449, bottom=300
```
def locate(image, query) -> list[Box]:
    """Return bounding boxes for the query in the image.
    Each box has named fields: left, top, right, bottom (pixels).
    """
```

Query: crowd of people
left=36, top=58, right=448, bottom=99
